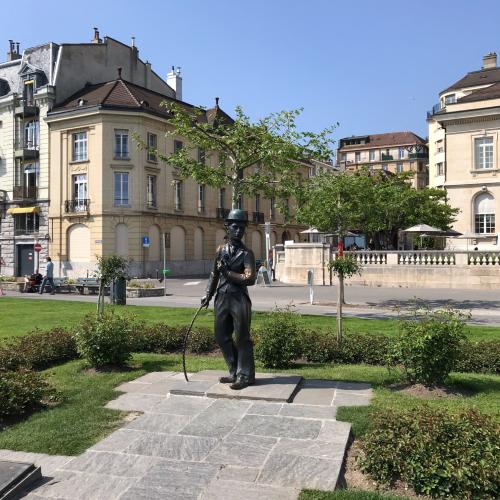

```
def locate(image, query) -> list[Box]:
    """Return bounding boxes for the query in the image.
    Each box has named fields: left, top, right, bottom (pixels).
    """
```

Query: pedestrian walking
left=39, top=256, right=55, bottom=295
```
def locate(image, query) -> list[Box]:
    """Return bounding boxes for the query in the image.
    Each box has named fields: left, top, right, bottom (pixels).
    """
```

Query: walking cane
left=182, top=305, right=205, bottom=382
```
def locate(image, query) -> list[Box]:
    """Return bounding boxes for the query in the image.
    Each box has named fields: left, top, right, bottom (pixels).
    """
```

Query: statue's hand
left=200, top=295, right=210, bottom=308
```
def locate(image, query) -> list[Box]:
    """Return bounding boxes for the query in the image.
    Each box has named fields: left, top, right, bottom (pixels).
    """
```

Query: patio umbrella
left=402, top=224, right=446, bottom=233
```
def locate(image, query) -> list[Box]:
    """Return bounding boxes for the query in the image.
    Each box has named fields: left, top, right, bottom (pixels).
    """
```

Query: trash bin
left=112, top=277, right=127, bottom=305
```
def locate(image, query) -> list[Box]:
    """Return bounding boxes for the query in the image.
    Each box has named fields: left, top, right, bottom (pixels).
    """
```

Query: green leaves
left=136, top=102, right=336, bottom=209
left=361, top=407, right=500, bottom=498
left=296, top=169, right=459, bottom=246
left=391, top=308, right=468, bottom=386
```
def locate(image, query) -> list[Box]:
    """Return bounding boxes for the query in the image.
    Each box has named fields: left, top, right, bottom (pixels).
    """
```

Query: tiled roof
left=51, top=78, right=228, bottom=123
left=338, top=131, right=426, bottom=151
left=456, top=81, right=500, bottom=103
left=442, top=67, right=500, bottom=93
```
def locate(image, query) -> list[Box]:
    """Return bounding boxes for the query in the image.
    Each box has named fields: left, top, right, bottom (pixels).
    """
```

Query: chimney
left=145, top=60, right=151, bottom=88
left=482, top=52, right=497, bottom=69
left=167, top=66, right=182, bottom=101
left=7, top=40, right=21, bottom=61
left=92, top=27, right=102, bottom=44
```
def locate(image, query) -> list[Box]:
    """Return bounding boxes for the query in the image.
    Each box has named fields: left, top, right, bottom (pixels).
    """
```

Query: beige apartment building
left=336, top=131, right=428, bottom=189
left=0, top=30, right=178, bottom=277
left=46, top=76, right=303, bottom=278
left=428, top=52, right=500, bottom=250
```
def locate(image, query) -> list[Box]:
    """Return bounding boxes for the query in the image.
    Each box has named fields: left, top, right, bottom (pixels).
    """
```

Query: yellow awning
left=7, top=206, right=39, bottom=214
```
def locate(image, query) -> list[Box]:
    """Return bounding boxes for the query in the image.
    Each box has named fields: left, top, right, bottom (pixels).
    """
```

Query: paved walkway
left=7, top=279, right=500, bottom=325
left=11, top=370, right=372, bottom=499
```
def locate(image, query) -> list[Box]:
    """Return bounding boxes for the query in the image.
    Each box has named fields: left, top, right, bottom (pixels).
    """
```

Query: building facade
left=336, top=131, right=429, bottom=189
left=0, top=30, right=176, bottom=277
left=46, top=77, right=303, bottom=278
left=428, top=52, right=500, bottom=250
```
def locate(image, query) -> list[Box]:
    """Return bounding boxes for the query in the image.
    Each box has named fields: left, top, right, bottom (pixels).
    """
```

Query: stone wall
left=275, top=243, right=500, bottom=290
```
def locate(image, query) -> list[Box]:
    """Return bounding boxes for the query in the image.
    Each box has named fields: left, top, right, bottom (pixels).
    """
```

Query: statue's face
left=226, top=221, right=246, bottom=241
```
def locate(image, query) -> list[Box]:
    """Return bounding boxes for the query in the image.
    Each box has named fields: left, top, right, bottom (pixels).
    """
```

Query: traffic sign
left=142, top=236, right=150, bottom=248
left=34, top=243, right=42, bottom=252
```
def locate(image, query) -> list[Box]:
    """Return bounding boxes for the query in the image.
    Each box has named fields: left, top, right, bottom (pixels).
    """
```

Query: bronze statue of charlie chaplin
left=201, top=209, right=256, bottom=390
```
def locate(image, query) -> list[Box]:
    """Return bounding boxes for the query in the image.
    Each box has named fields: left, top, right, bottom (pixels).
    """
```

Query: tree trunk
left=336, top=272, right=344, bottom=344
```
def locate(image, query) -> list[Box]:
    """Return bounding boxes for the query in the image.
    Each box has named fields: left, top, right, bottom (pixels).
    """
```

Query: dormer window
left=24, top=80, right=35, bottom=106
left=444, top=94, right=456, bottom=105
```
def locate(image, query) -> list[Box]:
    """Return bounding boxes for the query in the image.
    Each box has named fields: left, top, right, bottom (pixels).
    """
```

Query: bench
left=75, top=278, right=100, bottom=295
left=75, top=278, right=110, bottom=295
left=53, top=278, right=73, bottom=293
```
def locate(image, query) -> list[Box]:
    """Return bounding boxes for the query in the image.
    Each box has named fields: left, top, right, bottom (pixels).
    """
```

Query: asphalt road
left=6, top=279, right=500, bottom=326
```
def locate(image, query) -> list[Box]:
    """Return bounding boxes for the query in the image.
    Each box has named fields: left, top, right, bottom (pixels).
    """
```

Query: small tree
left=297, top=171, right=368, bottom=342
left=328, top=255, right=361, bottom=343
left=137, top=104, right=335, bottom=210
left=95, top=255, right=128, bottom=317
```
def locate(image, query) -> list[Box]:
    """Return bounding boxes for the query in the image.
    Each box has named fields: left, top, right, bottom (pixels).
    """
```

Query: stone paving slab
left=180, top=399, right=251, bottom=438
left=19, top=371, right=372, bottom=499
left=279, top=404, right=337, bottom=420
left=258, top=453, right=343, bottom=490
left=233, top=414, right=322, bottom=439
left=124, top=432, right=218, bottom=461
left=104, top=392, right=166, bottom=412
left=205, top=433, right=276, bottom=467
left=201, top=479, right=300, bottom=500
left=150, top=393, right=214, bottom=415
left=169, top=379, right=216, bottom=396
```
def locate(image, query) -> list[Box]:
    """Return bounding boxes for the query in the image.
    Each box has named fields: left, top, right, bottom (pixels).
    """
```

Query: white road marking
left=184, top=281, right=201, bottom=286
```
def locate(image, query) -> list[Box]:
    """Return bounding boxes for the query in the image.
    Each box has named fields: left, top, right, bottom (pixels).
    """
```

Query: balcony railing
left=13, top=185, right=38, bottom=199
left=252, top=211, right=265, bottom=223
left=427, top=102, right=444, bottom=118
left=65, top=199, right=90, bottom=213
left=381, top=154, right=393, bottom=161
left=216, top=207, right=230, bottom=219
left=409, top=152, right=428, bottom=159
left=14, top=99, right=39, bottom=117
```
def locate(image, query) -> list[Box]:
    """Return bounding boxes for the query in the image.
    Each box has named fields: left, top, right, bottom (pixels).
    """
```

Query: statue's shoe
left=219, top=376, right=237, bottom=384
left=230, top=377, right=255, bottom=390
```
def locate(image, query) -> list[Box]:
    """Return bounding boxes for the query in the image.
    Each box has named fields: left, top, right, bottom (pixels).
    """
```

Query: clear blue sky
left=3, top=0, right=500, bottom=145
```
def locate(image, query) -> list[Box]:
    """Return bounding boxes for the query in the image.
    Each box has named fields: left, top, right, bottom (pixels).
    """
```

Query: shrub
left=74, top=311, right=136, bottom=367
left=456, top=340, right=500, bottom=374
left=133, top=322, right=183, bottom=353
left=0, top=327, right=77, bottom=371
left=0, top=369, right=55, bottom=420
left=361, top=407, right=500, bottom=499
left=185, top=326, right=216, bottom=353
left=301, top=330, right=391, bottom=365
left=390, top=308, right=467, bottom=386
left=254, top=306, right=302, bottom=368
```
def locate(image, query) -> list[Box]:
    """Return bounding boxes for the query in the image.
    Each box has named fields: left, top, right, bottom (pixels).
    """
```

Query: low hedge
left=360, top=406, right=500, bottom=499
left=0, top=327, right=77, bottom=371
left=0, top=369, right=55, bottom=420
left=456, top=340, right=500, bottom=374
left=134, top=323, right=216, bottom=354
left=301, top=331, right=392, bottom=366
left=1, top=322, right=498, bottom=375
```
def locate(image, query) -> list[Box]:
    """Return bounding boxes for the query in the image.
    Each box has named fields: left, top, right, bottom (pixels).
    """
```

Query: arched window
left=194, top=227, right=204, bottom=260
left=148, top=225, right=161, bottom=261
left=170, top=226, right=186, bottom=260
left=115, top=223, right=129, bottom=256
left=474, top=193, right=495, bottom=234
left=0, top=79, right=10, bottom=97
left=68, top=224, right=90, bottom=262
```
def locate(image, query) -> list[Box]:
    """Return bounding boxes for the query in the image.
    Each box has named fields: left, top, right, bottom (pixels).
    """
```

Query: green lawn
left=0, top=353, right=498, bottom=456
left=1, top=297, right=498, bottom=342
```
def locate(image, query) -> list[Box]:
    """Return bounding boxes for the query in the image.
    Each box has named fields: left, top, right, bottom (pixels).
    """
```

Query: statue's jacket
left=205, top=243, right=256, bottom=302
